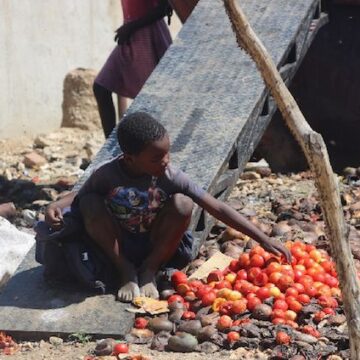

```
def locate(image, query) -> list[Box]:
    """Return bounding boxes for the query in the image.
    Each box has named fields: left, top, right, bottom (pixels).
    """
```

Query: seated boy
left=45, top=112, right=291, bottom=302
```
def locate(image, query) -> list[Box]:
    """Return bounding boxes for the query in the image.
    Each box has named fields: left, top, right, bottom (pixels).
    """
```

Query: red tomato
left=269, top=272, right=282, bottom=285
left=167, top=294, right=185, bottom=304
left=285, top=320, right=299, bottom=329
left=247, top=297, right=262, bottom=311
left=305, top=285, right=318, bottom=298
left=276, top=331, right=291, bottom=345
left=236, top=269, right=248, bottom=281
left=250, top=245, right=266, bottom=257
left=292, top=282, right=305, bottom=294
left=253, top=272, right=269, bottom=287
left=250, top=254, right=265, bottom=268
left=285, top=287, right=299, bottom=298
left=134, top=317, right=148, bottom=329
left=273, top=299, right=288, bottom=311
left=238, top=253, right=251, bottom=269
left=297, top=293, right=311, bottom=305
left=171, top=271, right=188, bottom=286
left=256, top=287, right=271, bottom=301
left=325, top=275, right=339, bottom=288
left=272, top=309, right=286, bottom=319
left=312, top=272, right=326, bottom=283
left=266, top=262, right=282, bottom=275
left=182, top=311, right=196, bottom=320
left=314, top=310, right=326, bottom=323
left=227, top=259, right=239, bottom=272
left=287, top=300, right=303, bottom=313
left=272, top=317, right=286, bottom=325
left=227, top=331, right=240, bottom=343
left=215, top=280, right=232, bottom=290
left=284, top=310, right=297, bottom=321
left=247, top=267, right=262, bottom=283
left=321, top=260, right=335, bottom=273
left=231, top=300, right=247, bottom=315
left=277, top=275, right=294, bottom=292
left=196, top=285, right=213, bottom=299
left=113, top=343, right=129, bottom=355
left=201, top=291, right=216, bottom=306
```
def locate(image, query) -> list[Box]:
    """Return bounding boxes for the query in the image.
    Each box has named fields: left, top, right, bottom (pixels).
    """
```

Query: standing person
left=45, top=112, right=291, bottom=302
left=93, top=0, right=173, bottom=138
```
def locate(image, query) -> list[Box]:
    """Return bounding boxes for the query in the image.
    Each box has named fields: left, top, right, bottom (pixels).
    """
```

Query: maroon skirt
left=95, top=19, right=172, bottom=99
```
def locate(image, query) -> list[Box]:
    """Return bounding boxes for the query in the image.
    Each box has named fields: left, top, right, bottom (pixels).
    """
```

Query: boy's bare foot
left=117, top=259, right=140, bottom=302
left=0, top=202, right=16, bottom=219
left=138, top=269, right=159, bottom=299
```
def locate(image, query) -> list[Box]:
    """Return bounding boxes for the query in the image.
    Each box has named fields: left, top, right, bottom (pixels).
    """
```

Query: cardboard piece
left=189, top=251, right=233, bottom=280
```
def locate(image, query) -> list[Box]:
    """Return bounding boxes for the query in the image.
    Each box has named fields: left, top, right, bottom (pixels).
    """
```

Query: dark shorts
left=121, top=230, right=194, bottom=270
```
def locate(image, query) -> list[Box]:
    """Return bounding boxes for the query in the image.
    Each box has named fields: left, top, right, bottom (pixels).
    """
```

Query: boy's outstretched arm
left=196, top=193, right=292, bottom=263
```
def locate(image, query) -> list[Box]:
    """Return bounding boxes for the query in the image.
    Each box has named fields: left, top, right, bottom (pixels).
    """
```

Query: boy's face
left=131, top=135, right=170, bottom=177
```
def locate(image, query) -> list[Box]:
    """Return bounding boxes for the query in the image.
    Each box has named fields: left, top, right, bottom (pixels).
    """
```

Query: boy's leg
left=79, top=193, right=140, bottom=302
left=138, top=194, right=193, bottom=298
left=93, top=82, right=116, bottom=138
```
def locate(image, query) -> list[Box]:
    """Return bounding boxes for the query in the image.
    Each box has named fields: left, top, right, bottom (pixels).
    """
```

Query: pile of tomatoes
left=166, top=241, right=342, bottom=342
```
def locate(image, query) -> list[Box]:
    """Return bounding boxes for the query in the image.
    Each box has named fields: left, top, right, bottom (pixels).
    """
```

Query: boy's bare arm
left=45, top=191, right=77, bottom=229
left=196, top=193, right=292, bottom=262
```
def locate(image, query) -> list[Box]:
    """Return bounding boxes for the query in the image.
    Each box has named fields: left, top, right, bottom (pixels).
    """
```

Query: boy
left=45, top=112, right=291, bottom=302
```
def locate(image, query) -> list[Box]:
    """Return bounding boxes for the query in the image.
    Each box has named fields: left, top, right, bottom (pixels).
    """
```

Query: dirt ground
left=0, top=126, right=357, bottom=360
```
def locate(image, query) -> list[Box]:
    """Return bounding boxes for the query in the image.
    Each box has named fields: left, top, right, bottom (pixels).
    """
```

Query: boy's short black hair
left=117, top=112, right=167, bottom=155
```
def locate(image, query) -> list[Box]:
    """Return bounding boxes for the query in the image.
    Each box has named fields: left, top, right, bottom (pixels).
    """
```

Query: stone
left=61, top=68, right=101, bottom=130
left=49, top=336, right=63, bottom=346
left=23, top=151, right=47, bottom=168
left=240, top=171, right=261, bottom=180
left=21, top=209, right=37, bottom=227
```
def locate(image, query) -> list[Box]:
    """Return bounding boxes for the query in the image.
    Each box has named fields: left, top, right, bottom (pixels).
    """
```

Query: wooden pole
left=223, top=0, right=360, bottom=357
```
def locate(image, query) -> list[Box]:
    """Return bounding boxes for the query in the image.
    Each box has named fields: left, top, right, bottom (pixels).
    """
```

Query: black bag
left=35, top=215, right=117, bottom=294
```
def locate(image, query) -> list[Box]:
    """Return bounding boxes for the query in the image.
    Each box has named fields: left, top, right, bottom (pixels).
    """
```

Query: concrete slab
left=0, top=247, right=134, bottom=340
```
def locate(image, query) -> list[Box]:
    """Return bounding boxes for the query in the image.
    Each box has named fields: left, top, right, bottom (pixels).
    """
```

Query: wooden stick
left=223, top=0, right=360, bottom=357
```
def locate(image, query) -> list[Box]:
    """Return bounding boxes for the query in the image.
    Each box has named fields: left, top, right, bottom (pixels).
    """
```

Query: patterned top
left=76, top=157, right=205, bottom=233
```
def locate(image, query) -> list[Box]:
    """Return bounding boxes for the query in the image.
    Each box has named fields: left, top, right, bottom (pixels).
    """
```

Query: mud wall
left=0, top=0, right=121, bottom=139
left=256, top=2, right=360, bottom=173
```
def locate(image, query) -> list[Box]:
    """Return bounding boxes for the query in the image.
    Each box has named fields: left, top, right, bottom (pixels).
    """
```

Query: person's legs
left=79, top=193, right=140, bottom=301
left=138, top=194, right=193, bottom=298
left=93, top=82, right=116, bottom=138
left=117, top=94, right=128, bottom=120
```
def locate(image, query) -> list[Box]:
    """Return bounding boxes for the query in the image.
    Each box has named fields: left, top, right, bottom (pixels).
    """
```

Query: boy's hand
left=261, top=237, right=292, bottom=263
left=45, top=205, right=63, bottom=230
left=114, top=23, right=136, bottom=45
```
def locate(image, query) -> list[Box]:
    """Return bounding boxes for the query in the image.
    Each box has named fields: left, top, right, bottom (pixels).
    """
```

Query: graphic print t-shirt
left=76, top=157, right=205, bottom=233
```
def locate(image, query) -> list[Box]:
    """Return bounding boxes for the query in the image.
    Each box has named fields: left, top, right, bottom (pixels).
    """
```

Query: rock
left=343, top=167, right=357, bottom=176
left=125, top=328, right=154, bottom=344
left=94, top=338, right=116, bottom=356
left=167, top=332, right=198, bottom=352
left=196, top=341, right=219, bottom=353
left=49, top=336, right=63, bottom=346
left=240, top=171, right=261, bottom=180
left=177, top=320, right=202, bottom=336
left=148, top=317, right=174, bottom=333
left=61, top=68, right=101, bottom=130
left=150, top=331, right=171, bottom=351
left=23, top=151, right=47, bottom=168
left=21, top=209, right=37, bottom=227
